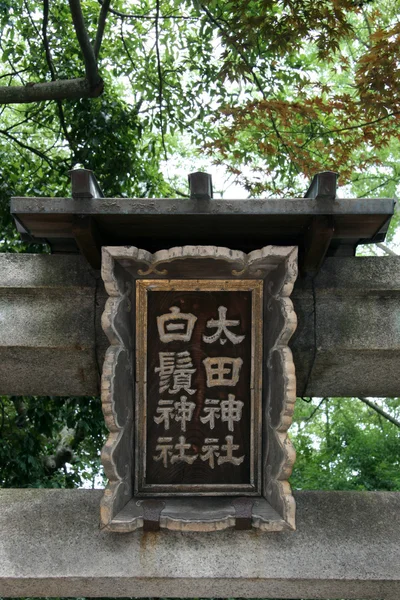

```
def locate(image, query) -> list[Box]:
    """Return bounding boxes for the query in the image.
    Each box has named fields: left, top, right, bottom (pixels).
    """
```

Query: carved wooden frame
left=101, top=245, right=297, bottom=532
left=135, top=278, right=263, bottom=496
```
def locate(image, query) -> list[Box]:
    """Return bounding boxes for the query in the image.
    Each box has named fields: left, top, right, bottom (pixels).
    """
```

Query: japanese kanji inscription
left=135, top=281, right=262, bottom=495
left=101, top=245, right=298, bottom=532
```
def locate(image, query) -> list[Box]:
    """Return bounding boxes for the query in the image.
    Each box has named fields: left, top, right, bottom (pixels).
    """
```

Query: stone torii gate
left=0, top=170, right=399, bottom=598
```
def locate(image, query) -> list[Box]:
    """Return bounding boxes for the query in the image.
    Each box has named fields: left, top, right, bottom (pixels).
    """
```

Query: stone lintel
left=1, top=254, right=400, bottom=397
left=0, top=489, right=399, bottom=599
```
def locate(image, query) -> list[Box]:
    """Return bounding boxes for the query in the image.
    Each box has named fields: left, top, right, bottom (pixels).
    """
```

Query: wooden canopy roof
left=11, top=170, right=395, bottom=274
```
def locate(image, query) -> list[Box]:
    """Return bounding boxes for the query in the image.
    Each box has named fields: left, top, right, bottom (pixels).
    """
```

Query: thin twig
left=94, top=0, right=111, bottom=59
left=97, top=0, right=195, bottom=20
left=155, top=0, right=167, bottom=160
left=376, top=243, right=398, bottom=256
left=2, top=113, right=37, bottom=132
left=0, top=38, right=26, bottom=85
left=42, top=0, right=57, bottom=79
left=362, top=8, right=372, bottom=39
left=0, top=128, right=54, bottom=166
left=357, top=177, right=399, bottom=198
left=302, top=397, right=328, bottom=425
left=320, top=110, right=400, bottom=136
left=358, top=397, right=400, bottom=428
left=0, top=68, right=29, bottom=81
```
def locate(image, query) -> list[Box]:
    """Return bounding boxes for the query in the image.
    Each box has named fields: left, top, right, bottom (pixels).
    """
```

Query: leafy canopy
left=0, top=0, right=399, bottom=200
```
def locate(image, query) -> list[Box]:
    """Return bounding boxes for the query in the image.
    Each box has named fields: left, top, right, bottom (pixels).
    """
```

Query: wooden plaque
left=100, top=245, right=298, bottom=532
left=135, top=280, right=262, bottom=496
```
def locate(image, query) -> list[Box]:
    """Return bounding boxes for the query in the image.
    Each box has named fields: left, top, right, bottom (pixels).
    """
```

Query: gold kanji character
left=157, top=306, right=197, bottom=342
left=200, top=398, right=220, bottom=429
left=154, top=400, right=174, bottom=430
left=200, top=438, right=220, bottom=469
left=217, top=435, right=244, bottom=466
left=153, top=437, right=174, bottom=468
left=170, top=435, right=198, bottom=465
left=203, top=306, right=245, bottom=345
left=155, top=351, right=196, bottom=395
left=203, top=357, right=243, bottom=387
left=174, top=395, right=196, bottom=432
left=221, top=394, right=244, bottom=431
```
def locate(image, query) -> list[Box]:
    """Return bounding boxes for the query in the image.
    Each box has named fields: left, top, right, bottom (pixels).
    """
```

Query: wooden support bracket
left=301, top=215, right=335, bottom=276
left=142, top=499, right=165, bottom=532
left=72, top=215, right=102, bottom=269
left=300, top=171, right=338, bottom=275
left=232, top=497, right=255, bottom=530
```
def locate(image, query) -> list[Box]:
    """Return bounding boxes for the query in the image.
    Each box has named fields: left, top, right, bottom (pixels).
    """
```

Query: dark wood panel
left=135, top=279, right=263, bottom=496
left=145, top=290, right=252, bottom=488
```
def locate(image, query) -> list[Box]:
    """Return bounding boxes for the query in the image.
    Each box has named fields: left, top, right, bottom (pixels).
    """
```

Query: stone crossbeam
left=0, top=253, right=399, bottom=397
left=0, top=489, right=398, bottom=599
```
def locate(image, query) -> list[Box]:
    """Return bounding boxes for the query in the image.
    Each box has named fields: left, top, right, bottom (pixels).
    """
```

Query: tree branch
left=358, top=397, right=400, bottom=428
left=94, top=0, right=111, bottom=59
left=0, top=1, right=105, bottom=104
left=356, top=176, right=399, bottom=198
left=320, top=111, right=400, bottom=136
left=302, top=397, right=328, bottom=425
left=0, top=128, right=55, bottom=166
left=68, top=0, right=102, bottom=90
left=43, top=445, right=74, bottom=472
left=155, top=0, right=167, bottom=160
left=0, top=68, right=29, bottom=81
left=97, top=0, right=195, bottom=20
left=0, top=77, right=102, bottom=105
left=376, top=243, right=398, bottom=256
left=42, top=0, right=57, bottom=80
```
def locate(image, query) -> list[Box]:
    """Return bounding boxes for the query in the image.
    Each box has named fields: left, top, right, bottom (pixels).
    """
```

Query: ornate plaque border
left=100, top=245, right=298, bottom=532
left=135, top=279, right=263, bottom=496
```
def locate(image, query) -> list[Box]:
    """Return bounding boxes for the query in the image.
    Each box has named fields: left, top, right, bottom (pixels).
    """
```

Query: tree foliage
left=202, top=1, right=400, bottom=194
left=0, top=0, right=399, bottom=199
left=292, top=397, right=400, bottom=491
left=0, top=395, right=105, bottom=488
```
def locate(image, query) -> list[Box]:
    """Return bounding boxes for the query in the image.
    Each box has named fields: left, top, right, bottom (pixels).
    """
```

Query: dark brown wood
left=142, top=499, right=165, bottom=531
left=72, top=215, right=102, bottom=269
left=11, top=196, right=394, bottom=266
left=301, top=215, right=335, bottom=276
left=304, top=171, right=338, bottom=200
left=232, top=497, right=254, bottom=530
left=143, top=289, right=253, bottom=493
left=70, top=168, right=104, bottom=199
